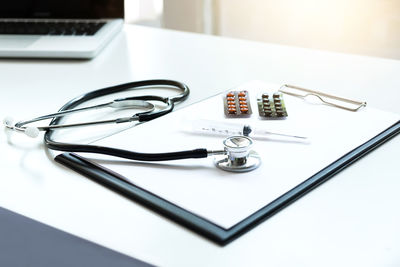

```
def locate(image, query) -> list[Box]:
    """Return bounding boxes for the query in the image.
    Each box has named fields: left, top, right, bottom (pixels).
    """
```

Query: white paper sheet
left=81, top=81, right=400, bottom=229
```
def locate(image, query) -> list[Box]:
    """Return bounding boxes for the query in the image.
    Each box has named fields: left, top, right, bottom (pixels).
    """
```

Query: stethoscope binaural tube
left=10, top=98, right=155, bottom=133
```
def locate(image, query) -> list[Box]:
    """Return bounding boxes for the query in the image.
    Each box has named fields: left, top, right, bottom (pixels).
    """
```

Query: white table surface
left=0, top=24, right=399, bottom=267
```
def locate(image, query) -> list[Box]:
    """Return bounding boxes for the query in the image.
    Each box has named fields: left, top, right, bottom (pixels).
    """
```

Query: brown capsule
left=238, top=91, right=246, bottom=97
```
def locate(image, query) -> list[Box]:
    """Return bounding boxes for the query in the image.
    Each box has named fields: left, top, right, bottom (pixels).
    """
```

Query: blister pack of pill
left=223, top=91, right=252, bottom=117
left=257, top=92, right=288, bottom=118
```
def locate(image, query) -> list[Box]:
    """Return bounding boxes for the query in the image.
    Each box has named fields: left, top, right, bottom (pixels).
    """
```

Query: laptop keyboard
left=0, top=21, right=106, bottom=36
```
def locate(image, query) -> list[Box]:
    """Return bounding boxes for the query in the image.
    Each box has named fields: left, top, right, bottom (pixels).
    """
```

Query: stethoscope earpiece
left=24, top=126, right=40, bottom=138
left=3, top=116, right=14, bottom=127
left=3, top=116, right=40, bottom=138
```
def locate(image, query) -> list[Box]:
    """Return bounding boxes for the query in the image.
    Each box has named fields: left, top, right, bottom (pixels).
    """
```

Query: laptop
left=0, top=0, right=124, bottom=59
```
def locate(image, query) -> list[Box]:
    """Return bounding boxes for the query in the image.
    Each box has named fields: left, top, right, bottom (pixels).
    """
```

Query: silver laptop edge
left=0, top=19, right=124, bottom=59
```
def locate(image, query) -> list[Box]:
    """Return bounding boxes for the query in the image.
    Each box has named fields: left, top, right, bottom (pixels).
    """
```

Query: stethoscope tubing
left=43, top=79, right=211, bottom=161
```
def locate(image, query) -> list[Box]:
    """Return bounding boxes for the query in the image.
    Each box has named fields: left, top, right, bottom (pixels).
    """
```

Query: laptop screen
left=0, top=0, right=124, bottom=19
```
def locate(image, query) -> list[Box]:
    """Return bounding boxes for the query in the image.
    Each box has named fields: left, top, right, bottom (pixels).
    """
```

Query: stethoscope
left=3, top=79, right=261, bottom=172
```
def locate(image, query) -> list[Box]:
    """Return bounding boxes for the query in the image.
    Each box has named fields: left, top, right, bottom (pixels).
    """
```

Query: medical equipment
left=188, top=119, right=307, bottom=140
left=3, top=79, right=261, bottom=172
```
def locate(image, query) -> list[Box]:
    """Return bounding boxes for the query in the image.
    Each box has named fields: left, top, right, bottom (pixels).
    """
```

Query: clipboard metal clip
left=279, top=84, right=367, bottom=112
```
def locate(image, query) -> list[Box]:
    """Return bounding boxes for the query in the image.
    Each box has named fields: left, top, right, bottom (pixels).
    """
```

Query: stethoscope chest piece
left=214, top=136, right=261, bottom=172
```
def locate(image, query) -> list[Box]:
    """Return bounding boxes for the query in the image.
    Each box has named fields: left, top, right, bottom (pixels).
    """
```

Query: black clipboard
left=55, top=120, right=399, bottom=245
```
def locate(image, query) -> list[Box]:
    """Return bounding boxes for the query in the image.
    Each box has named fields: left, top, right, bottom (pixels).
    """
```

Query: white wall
left=124, top=0, right=163, bottom=26
left=163, top=0, right=205, bottom=32
left=136, top=0, right=400, bottom=59
left=214, top=0, right=400, bottom=59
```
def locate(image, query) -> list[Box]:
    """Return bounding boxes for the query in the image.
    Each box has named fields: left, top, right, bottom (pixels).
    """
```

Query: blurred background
left=125, top=0, right=400, bottom=60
